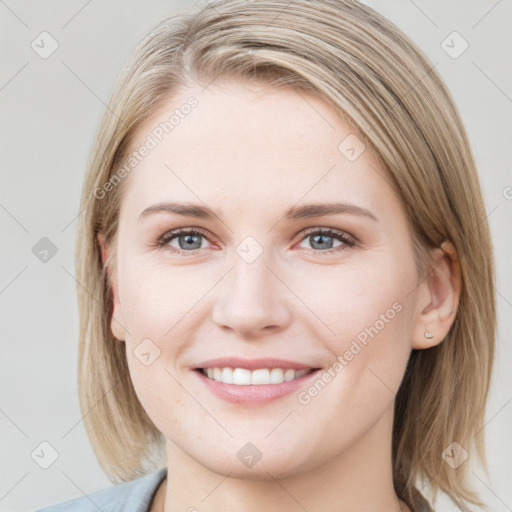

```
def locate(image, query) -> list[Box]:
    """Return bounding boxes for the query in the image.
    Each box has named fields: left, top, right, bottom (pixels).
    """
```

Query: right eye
left=156, top=227, right=214, bottom=254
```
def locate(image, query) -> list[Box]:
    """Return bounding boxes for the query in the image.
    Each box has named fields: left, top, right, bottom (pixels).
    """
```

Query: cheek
left=118, top=259, right=211, bottom=341
left=285, top=253, right=416, bottom=345
left=295, top=256, right=416, bottom=403
left=120, top=247, right=416, bottom=360
left=126, top=354, right=189, bottom=439
left=116, top=247, right=417, bottom=471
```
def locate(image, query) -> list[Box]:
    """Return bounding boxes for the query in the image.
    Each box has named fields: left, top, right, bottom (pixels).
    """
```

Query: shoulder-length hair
left=75, top=1, right=496, bottom=510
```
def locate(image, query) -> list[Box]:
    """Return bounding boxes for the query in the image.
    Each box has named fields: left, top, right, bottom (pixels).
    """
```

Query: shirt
left=34, top=467, right=167, bottom=512
left=35, top=466, right=433, bottom=511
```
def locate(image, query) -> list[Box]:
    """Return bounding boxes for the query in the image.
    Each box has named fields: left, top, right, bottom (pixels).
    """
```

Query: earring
left=424, top=331, right=434, bottom=339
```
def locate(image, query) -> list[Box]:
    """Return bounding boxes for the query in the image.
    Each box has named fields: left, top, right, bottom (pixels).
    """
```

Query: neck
left=158, top=405, right=409, bottom=512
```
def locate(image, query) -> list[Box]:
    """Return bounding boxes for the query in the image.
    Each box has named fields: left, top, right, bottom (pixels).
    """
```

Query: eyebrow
left=139, top=201, right=378, bottom=223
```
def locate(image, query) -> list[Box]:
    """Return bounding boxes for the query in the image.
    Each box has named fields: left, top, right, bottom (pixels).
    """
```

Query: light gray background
left=0, top=1, right=510, bottom=511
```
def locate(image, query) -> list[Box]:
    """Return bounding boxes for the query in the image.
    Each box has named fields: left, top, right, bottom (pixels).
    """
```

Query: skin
left=98, top=80, right=460, bottom=512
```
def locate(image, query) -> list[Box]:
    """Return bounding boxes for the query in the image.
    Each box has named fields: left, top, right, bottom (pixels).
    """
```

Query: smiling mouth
left=196, top=367, right=319, bottom=385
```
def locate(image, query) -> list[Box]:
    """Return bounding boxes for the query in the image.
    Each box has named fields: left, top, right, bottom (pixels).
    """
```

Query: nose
left=211, top=255, right=292, bottom=339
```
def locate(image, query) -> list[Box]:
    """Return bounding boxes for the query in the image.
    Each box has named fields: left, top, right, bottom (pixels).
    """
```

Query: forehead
left=119, top=81, right=401, bottom=221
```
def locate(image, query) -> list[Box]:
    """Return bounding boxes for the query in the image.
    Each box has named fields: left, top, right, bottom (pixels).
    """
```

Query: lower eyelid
left=159, top=231, right=210, bottom=251
left=157, top=226, right=356, bottom=252
left=297, top=228, right=356, bottom=248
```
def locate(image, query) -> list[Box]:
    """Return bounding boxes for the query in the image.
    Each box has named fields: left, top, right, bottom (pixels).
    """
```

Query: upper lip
left=194, top=357, right=320, bottom=371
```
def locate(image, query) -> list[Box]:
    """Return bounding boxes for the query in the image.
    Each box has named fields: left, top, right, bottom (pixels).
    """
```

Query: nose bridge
left=212, top=243, right=291, bottom=335
left=226, top=230, right=277, bottom=296
left=226, top=246, right=278, bottom=307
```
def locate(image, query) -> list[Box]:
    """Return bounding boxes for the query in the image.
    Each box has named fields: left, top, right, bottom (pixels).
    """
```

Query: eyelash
left=154, top=226, right=356, bottom=256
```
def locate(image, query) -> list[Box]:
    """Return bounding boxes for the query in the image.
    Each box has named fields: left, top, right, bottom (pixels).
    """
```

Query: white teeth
left=251, top=369, right=270, bottom=385
left=232, top=368, right=252, bottom=385
left=270, top=368, right=284, bottom=384
left=221, top=367, right=233, bottom=384
left=202, top=367, right=313, bottom=385
left=284, top=369, right=295, bottom=381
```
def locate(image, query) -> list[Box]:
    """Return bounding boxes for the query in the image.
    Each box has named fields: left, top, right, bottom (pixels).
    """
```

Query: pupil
left=312, top=234, right=332, bottom=249
left=180, top=234, right=201, bottom=249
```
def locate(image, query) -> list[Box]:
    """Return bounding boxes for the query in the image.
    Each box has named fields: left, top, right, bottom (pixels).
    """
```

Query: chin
left=187, top=439, right=316, bottom=480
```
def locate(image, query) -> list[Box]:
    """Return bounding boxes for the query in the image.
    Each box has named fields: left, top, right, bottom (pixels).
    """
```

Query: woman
left=36, top=0, right=496, bottom=511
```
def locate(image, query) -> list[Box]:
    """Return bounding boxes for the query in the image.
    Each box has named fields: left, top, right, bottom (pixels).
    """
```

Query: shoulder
left=34, top=467, right=167, bottom=512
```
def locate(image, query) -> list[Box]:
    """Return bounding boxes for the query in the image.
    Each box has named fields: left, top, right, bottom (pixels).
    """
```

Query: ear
left=97, top=233, right=126, bottom=342
left=412, top=240, right=461, bottom=349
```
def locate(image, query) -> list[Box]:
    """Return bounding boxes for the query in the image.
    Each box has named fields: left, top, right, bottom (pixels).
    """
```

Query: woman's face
left=104, top=81, right=429, bottom=478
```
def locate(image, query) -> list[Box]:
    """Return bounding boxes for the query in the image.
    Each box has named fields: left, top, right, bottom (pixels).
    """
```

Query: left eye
left=156, top=227, right=356, bottom=255
left=297, top=228, right=356, bottom=253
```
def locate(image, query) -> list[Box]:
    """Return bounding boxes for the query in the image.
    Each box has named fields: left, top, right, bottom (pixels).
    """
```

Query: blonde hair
left=75, top=1, right=496, bottom=510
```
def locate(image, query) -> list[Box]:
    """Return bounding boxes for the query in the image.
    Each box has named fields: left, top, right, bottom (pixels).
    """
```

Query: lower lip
left=193, top=369, right=321, bottom=405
